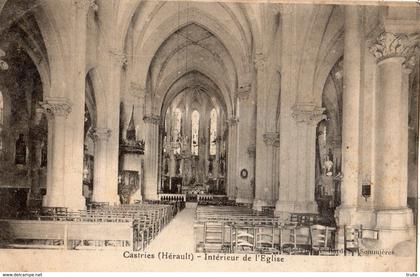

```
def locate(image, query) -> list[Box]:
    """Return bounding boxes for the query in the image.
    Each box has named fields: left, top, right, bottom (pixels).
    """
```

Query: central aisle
left=145, top=207, right=196, bottom=252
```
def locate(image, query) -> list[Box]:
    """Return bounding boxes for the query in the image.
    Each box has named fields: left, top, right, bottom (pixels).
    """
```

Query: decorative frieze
left=93, top=128, right=111, bottom=141
left=143, top=114, right=161, bottom=125
left=369, top=32, right=419, bottom=63
left=263, top=132, right=280, bottom=147
left=291, top=104, right=325, bottom=125
left=40, top=97, right=72, bottom=118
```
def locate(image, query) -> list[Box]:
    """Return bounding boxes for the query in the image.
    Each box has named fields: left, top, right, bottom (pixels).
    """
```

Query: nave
left=0, top=1, right=418, bottom=258
left=0, top=197, right=382, bottom=256
left=146, top=205, right=196, bottom=253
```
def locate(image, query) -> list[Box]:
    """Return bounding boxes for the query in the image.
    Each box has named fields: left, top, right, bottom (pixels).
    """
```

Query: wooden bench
left=0, top=219, right=139, bottom=250
left=2, top=202, right=179, bottom=251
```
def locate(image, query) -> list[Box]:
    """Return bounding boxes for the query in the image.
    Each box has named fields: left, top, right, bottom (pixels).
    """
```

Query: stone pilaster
left=143, top=114, right=161, bottom=200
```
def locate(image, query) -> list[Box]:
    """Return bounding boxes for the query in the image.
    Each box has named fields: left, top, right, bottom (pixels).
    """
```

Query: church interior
left=0, top=0, right=418, bottom=256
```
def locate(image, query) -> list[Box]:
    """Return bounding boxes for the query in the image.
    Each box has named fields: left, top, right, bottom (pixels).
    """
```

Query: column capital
left=74, top=0, right=98, bottom=11
left=143, top=114, right=161, bottom=125
left=291, top=104, right=325, bottom=125
left=227, top=117, right=239, bottom=127
left=236, top=84, right=252, bottom=101
left=93, top=128, right=111, bottom=141
left=369, top=32, right=419, bottom=64
left=263, top=132, right=280, bottom=147
left=254, top=52, right=266, bottom=71
left=40, top=97, right=72, bottom=118
left=403, top=55, right=418, bottom=72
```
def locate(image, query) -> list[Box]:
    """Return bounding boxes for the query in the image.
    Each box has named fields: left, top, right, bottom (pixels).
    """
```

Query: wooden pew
left=0, top=219, right=139, bottom=250
left=1, top=202, right=181, bottom=251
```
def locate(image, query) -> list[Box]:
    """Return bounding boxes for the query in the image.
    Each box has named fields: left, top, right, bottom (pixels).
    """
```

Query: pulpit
left=119, top=107, right=145, bottom=203
left=120, top=141, right=144, bottom=203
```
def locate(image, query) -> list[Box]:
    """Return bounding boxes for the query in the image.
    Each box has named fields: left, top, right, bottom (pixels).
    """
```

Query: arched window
left=209, top=108, right=217, bottom=156
left=172, top=108, right=182, bottom=141
left=191, top=110, right=199, bottom=156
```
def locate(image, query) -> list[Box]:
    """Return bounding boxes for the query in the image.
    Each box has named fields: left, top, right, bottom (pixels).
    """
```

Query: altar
left=159, top=133, right=226, bottom=197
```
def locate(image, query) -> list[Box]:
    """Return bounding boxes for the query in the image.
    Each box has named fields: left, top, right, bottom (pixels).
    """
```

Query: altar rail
left=158, top=193, right=186, bottom=202
left=197, top=194, right=227, bottom=202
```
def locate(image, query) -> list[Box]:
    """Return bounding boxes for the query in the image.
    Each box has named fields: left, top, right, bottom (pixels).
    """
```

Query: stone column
left=253, top=53, right=270, bottom=211
left=144, top=114, right=160, bottom=200
left=93, top=0, right=125, bottom=207
left=292, top=105, right=325, bottom=213
left=368, top=31, right=418, bottom=248
left=253, top=132, right=280, bottom=210
left=226, top=117, right=238, bottom=200
left=60, top=0, right=95, bottom=211
left=41, top=98, right=74, bottom=208
left=235, top=85, right=255, bottom=204
left=275, top=104, right=324, bottom=218
left=336, top=6, right=363, bottom=225
left=92, top=128, right=118, bottom=203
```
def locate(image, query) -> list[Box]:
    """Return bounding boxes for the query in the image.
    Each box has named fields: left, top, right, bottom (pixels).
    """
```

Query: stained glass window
left=172, top=108, right=182, bottom=141
left=209, top=108, right=217, bottom=155
left=191, top=110, right=199, bottom=156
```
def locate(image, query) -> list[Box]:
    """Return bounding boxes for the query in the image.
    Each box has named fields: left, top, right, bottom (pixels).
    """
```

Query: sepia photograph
left=0, top=0, right=418, bottom=273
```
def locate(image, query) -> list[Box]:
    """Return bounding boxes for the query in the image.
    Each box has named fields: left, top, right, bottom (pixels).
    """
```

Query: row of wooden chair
left=198, top=222, right=379, bottom=255
left=194, top=206, right=378, bottom=255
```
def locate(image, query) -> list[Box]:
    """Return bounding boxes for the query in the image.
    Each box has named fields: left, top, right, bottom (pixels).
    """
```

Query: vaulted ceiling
left=150, top=22, right=236, bottom=106
left=125, top=1, right=255, bottom=116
